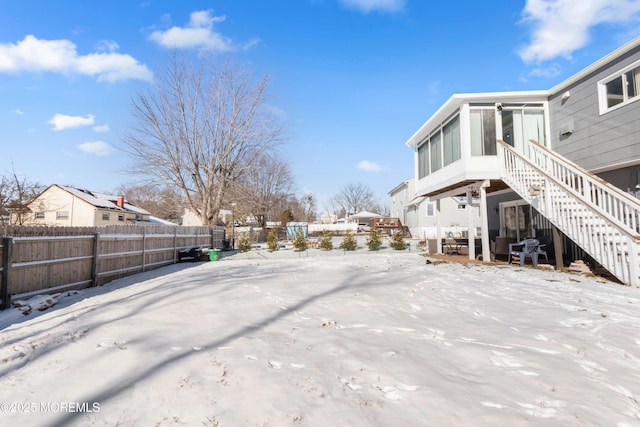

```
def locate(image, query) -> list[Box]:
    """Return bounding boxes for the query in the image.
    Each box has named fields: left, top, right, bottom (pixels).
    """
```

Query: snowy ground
left=1, top=243, right=640, bottom=426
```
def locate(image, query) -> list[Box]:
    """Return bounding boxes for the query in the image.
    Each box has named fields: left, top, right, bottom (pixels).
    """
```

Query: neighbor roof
left=57, top=185, right=151, bottom=215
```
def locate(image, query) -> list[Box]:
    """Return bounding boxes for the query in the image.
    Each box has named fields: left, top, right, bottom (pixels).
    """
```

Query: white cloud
left=78, top=140, right=113, bottom=156
left=0, top=35, right=153, bottom=82
left=12, top=108, right=24, bottom=115
left=149, top=10, right=235, bottom=51
left=528, top=63, right=562, bottom=78
left=339, top=0, right=405, bottom=13
left=48, top=113, right=95, bottom=131
left=518, top=0, right=640, bottom=63
left=93, top=124, right=110, bottom=133
left=357, top=160, right=382, bottom=172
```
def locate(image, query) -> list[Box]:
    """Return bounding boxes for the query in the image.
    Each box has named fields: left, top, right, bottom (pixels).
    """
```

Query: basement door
left=499, top=200, right=533, bottom=241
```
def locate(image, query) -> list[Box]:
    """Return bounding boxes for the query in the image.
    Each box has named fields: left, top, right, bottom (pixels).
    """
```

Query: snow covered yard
left=1, top=248, right=640, bottom=426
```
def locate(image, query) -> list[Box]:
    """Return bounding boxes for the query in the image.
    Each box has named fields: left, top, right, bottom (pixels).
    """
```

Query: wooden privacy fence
left=0, top=224, right=225, bottom=309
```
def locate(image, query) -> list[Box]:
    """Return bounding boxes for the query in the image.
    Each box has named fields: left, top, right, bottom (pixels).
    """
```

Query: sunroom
left=405, top=91, right=551, bottom=260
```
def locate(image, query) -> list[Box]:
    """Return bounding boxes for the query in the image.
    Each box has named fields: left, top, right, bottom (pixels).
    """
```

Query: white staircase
left=497, top=140, right=640, bottom=286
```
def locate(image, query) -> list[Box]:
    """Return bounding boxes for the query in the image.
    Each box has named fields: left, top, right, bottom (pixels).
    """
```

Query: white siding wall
left=29, top=186, right=96, bottom=226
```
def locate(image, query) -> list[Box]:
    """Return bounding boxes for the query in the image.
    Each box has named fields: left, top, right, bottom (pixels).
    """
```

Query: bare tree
left=113, top=183, right=183, bottom=222
left=332, top=182, right=379, bottom=216
left=122, top=52, right=285, bottom=225
left=0, top=168, right=45, bottom=227
left=289, top=193, right=317, bottom=223
left=233, top=153, right=294, bottom=227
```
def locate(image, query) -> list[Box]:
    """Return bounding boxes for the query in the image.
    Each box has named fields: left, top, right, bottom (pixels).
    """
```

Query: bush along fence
left=0, top=224, right=225, bottom=309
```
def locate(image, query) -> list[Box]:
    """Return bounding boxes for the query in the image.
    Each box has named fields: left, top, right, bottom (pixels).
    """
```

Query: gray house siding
left=549, top=46, right=640, bottom=173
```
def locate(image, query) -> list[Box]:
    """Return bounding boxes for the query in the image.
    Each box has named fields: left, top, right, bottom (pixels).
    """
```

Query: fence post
left=91, top=232, right=100, bottom=287
left=1, top=237, right=13, bottom=309
left=173, top=227, right=177, bottom=264
left=142, top=227, right=147, bottom=272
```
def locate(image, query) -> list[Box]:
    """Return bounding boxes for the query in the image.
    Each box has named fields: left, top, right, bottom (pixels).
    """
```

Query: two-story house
left=24, top=185, right=152, bottom=226
left=389, top=178, right=482, bottom=242
left=404, top=36, right=640, bottom=286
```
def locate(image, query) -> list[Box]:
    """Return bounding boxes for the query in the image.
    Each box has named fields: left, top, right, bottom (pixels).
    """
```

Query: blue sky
left=1, top=0, right=639, bottom=212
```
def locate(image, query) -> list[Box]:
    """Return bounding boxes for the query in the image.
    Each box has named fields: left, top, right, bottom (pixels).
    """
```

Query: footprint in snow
left=481, top=401, right=504, bottom=410
left=490, top=351, right=522, bottom=368
left=268, top=360, right=283, bottom=369
left=376, top=383, right=419, bottom=400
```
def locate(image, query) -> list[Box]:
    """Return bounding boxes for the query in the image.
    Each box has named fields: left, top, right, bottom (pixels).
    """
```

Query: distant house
left=181, top=208, right=232, bottom=226
left=22, top=185, right=153, bottom=226
left=389, top=178, right=482, bottom=240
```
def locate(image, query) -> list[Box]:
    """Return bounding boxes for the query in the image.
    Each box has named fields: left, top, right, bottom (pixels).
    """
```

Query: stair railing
left=497, top=140, right=639, bottom=286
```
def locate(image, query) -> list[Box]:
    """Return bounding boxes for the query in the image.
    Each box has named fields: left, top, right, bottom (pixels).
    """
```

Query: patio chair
left=508, top=238, right=540, bottom=267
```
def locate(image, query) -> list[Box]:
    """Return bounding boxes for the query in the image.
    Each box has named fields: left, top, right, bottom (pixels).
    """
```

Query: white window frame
left=425, top=202, right=436, bottom=217
left=56, top=211, right=69, bottom=220
left=598, top=59, right=640, bottom=115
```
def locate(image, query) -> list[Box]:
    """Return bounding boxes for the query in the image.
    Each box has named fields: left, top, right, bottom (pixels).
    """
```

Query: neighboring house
left=389, top=178, right=482, bottom=240
left=23, top=185, right=152, bottom=226
left=403, top=36, right=640, bottom=285
left=181, top=208, right=232, bottom=226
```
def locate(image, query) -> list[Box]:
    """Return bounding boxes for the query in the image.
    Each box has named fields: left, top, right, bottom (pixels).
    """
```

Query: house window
left=102, top=213, right=110, bottom=221
left=135, top=214, right=142, bottom=220
left=418, top=139, right=430, bottom=178
left=56, top=211, right=69, bottom=219
left=442, top=115, right=461, bottom=166
left=599, top=60, right=640, bottom=113
left=470, top=108, right=497, bottom=156
left=457, top=204, right=467, bottom=210
left=118, top=214, right=125, bottom=222
left=34, top=212, right=45, bottom=219
left=426, top=202, right=435, bottom=217
left=430, top=132, right=442, bottom=173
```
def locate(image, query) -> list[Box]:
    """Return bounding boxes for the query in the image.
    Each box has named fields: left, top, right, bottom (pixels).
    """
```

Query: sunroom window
left=418, top=140, right=429, bottom=178
left=470, top=109, right=497, bottom=156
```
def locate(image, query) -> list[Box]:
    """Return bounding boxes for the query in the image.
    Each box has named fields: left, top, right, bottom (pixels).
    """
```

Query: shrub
left=318, top=229, right=333, bottom=251
left=366, top=228, right=382, bottom=251
left=237, top=232, right=252, bottom=252
left=389, top=231, right=407, bottom=250
left=292, top=230, right=308, bottom=252
left=339, top=230, right=357, bottom=251
left=267, top=229, right=279, bottom=252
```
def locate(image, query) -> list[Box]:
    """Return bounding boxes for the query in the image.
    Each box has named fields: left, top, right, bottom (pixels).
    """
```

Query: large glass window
left=470, top=109, right=496, bottom=156
left=502, top=109, right=545, bottom=153
left=599, top=60, right=640, bottom=113
left=417, top=140, right=429, bottom=178
left=430, top=132, right=442, bottom=173
left=443, top=115, right=461, bottom=166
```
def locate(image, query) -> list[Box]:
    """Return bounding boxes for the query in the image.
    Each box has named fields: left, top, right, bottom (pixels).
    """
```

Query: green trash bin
left=209, top=249, right=220, bottom=261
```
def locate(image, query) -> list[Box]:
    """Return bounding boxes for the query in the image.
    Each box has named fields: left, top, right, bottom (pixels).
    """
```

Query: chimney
left=117, top=196, right=124, bottom=208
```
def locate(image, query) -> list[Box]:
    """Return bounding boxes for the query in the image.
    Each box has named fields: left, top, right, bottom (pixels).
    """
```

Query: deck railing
left=497, top=140, right=640, bottom=286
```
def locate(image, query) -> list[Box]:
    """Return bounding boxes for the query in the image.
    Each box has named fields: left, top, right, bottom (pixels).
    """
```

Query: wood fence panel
left=0, top=225, right=225, bottom=306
